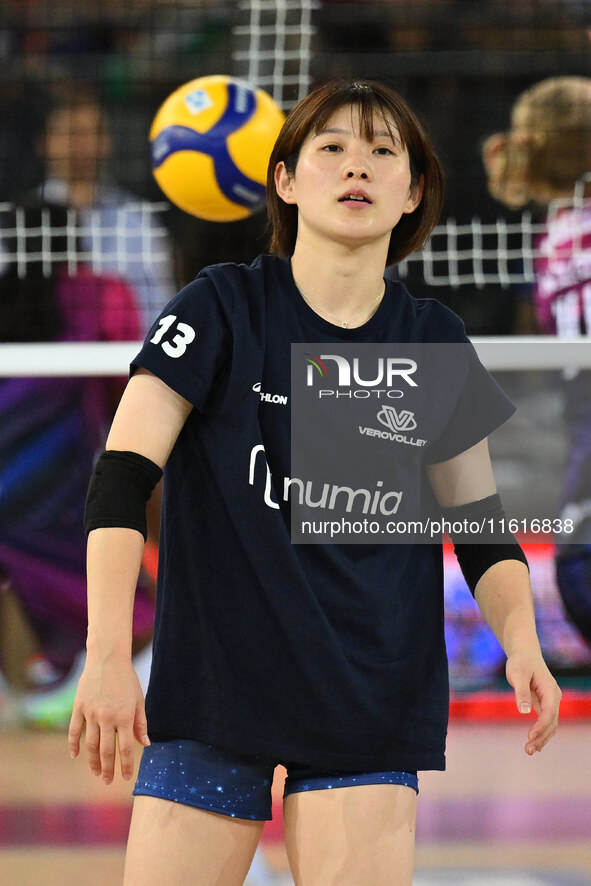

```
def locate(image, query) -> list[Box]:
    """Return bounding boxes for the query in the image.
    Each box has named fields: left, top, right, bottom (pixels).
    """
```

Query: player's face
left=275, top=105, right=422, bottom=253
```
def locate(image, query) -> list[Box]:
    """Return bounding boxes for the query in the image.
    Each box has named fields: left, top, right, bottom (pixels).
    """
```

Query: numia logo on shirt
left=248, top=444, right=403, bottom=515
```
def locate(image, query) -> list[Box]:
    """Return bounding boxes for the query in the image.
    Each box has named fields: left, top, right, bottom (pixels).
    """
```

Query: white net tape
left=1, top=194, right=590, bottom=375
left=0, top=201, right=172, bottom=279
left=400, top=215, right=540, bottom=289
left=0, top=202, right=564, bottom=287
left=1, top=337, right=590, bottom=377
left=402, top=177, right=591, bottom=289
left=232, top=0, right=318, bottom=109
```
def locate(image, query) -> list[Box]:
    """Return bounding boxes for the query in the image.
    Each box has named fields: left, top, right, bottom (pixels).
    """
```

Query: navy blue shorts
left=133, top=739, right=419, bottom=821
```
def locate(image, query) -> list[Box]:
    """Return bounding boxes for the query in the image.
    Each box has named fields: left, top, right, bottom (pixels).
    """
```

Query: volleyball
left=149, top=75, right=285, bottom=222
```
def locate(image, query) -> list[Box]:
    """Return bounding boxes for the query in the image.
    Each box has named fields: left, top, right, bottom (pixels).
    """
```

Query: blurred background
left=0, top=1, right=590, bottom=884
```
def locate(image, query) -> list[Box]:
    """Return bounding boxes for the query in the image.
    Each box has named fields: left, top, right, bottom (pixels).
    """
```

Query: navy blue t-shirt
left=131, top=254, right=514, bottom=772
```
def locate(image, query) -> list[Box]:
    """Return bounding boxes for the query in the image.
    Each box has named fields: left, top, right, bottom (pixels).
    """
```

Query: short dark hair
left=266, top=79, right=444, bottom=266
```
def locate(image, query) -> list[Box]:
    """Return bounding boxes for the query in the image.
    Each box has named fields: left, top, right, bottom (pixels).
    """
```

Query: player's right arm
left=67, top=369, right=193, bottom=784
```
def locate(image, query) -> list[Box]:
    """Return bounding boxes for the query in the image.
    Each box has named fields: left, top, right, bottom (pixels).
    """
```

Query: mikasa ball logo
left=184, top=88, right=214, bottom=115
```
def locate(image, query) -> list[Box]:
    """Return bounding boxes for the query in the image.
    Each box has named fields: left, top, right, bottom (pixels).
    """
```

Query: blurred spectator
left=314, top=0, right=591, bottom=55
left=312, top=0, right=591, bottom=334
left=0, top=84, right=177, bottom=729
left=482, top=75, right=591, bottom=649
left=30, top=85, right=177, bottom=328
left=0, top=201, right=158, bottom=727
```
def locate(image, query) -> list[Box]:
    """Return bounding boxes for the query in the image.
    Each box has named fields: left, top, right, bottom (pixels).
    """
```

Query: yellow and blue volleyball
left=149, top=75, right=285, bottom=222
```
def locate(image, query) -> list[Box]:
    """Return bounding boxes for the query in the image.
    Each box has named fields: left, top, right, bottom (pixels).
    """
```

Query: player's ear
left=403, top=174, right=424, bottom=214
left=274, top=161, right=297, bottom=205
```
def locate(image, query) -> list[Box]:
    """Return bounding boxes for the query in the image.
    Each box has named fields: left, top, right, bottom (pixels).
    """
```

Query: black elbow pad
left=84, top=450, right=163, bottom=541
left=442, top=494, right=529, bottom=595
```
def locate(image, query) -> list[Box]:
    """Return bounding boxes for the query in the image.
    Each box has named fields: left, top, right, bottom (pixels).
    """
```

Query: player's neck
left=290, top=240, right=386, bottom=324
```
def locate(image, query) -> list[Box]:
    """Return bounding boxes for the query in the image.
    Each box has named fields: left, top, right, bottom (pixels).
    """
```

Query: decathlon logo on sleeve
left=252, top=381, right=288, bottom=405
left=150, top=315, right=196, bottom=358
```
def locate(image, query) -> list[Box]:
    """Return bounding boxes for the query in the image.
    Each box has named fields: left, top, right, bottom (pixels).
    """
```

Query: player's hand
left=68, top=655, right=150, bottom=784
left=505, top=650, right=561, bottom=755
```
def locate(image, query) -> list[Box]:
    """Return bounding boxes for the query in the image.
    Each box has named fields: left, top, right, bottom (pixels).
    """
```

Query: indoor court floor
left=1, top=379, right=589, bottom=885
left=1, top=717, right=590, bottom=885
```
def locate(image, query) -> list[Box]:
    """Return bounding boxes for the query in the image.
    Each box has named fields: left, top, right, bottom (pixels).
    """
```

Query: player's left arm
left=427, top=439, right=561, bottom=755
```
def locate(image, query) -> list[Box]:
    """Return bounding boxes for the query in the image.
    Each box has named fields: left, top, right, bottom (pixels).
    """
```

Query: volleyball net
left=1, top=192, right=590, bottom=375
left=0, top=0, right=590, bottom=693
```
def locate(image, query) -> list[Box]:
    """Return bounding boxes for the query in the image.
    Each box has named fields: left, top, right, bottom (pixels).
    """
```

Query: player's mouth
left=339, top=189, right=372, bottom=205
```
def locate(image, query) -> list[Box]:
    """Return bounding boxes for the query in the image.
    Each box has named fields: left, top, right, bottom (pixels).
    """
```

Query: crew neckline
left=278, top=256, right=391, bottom=340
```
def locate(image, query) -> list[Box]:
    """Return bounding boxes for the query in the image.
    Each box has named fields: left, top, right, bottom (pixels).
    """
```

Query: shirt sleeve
left=130, top=275, right=232, bottom=412
left=424, top=341, right=516, bottom=465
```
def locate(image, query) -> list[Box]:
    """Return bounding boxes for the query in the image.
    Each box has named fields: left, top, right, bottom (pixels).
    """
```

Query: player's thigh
left=123, top=795, right=264, bottom=886
left=283, top=783, right=417, bottom=886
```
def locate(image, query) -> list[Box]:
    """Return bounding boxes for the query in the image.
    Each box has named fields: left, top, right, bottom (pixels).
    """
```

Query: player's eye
left=322, top=143, right=343, bottom=152
left=374, top=146, right=395, bottom=155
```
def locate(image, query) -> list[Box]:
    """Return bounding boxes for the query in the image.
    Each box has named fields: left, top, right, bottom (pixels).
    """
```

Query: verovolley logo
left=377, top=405, right=417, bottom=433
left=359, top=404, right=426, bottom=447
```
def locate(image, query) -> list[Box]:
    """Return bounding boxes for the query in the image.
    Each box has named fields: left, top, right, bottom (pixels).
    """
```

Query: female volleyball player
left=69, top=79, right=561, bottom=886
left=483, top=76, right=591, bottom=646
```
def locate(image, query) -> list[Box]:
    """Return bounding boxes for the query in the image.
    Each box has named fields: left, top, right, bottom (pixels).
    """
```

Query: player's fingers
left=133, top=705, right=151, bottom=749
left=508, top=673, right=533, bottom=716
left=526, top=719, right=557, bottom=755
left=68, top=707, right=85, bottom=758
left=84, top=720, right=103, bottom=777
left=525, top=684, right=561, bottom=755
left=528, top=707, right=560, bottom=753
left=516, top=694, right=532, bottom=716
left=117, top=725, right=138, bottom=782
left=98, top=725, right=117, bottom=785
